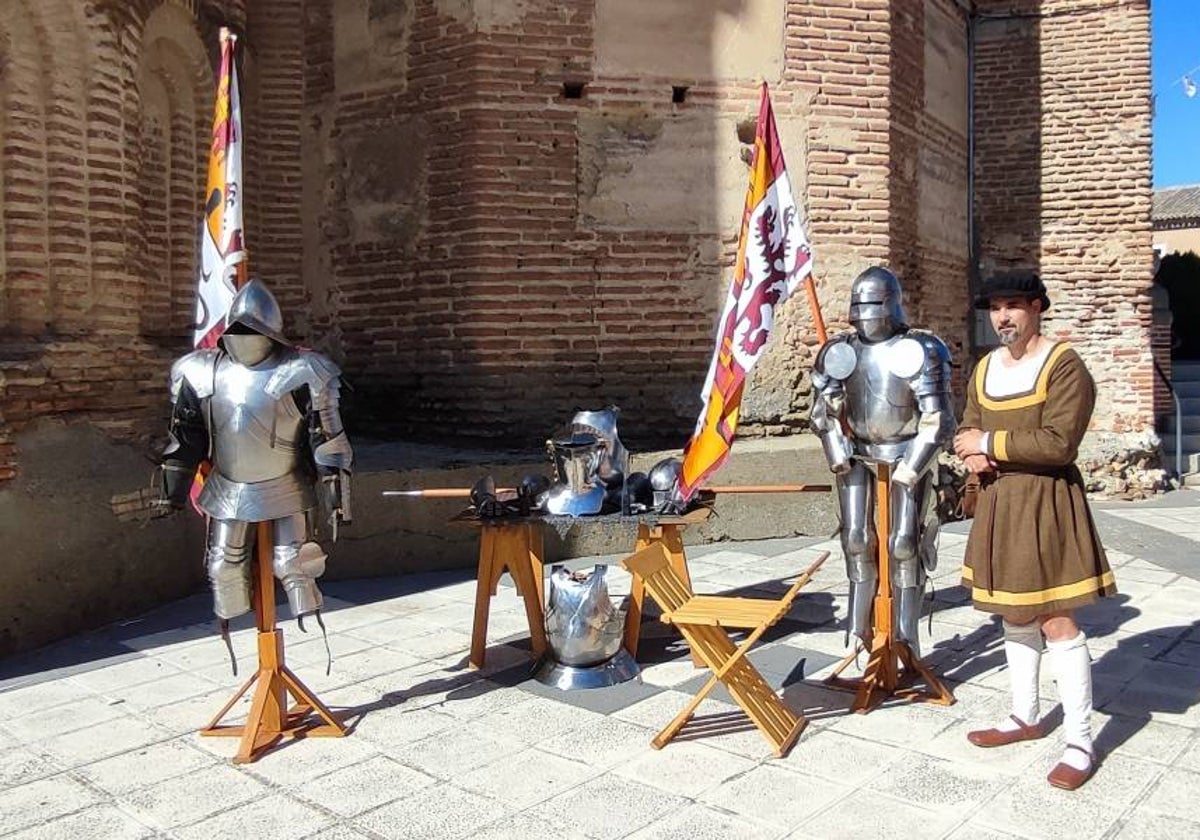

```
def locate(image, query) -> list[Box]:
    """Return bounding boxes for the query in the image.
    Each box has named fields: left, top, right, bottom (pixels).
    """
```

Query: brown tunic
left=961, top=342, right=1116, bottom=622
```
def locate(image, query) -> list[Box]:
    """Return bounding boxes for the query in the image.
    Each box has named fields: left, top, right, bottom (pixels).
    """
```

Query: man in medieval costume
left=810, top=266, right=956, bottom=656
left=159, top=279, right=352, bottom=630
left=954, top=271, right=1116, bottom=791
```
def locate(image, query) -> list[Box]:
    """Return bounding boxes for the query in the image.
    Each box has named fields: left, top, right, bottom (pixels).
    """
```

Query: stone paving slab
left=3, top=494, right=1200, bottom=838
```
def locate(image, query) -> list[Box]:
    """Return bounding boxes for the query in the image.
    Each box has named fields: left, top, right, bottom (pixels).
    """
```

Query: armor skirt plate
left=199, top=470, right=317, bottom=522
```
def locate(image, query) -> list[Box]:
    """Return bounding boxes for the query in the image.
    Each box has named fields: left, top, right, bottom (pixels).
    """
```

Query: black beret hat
left=973, top=271, right=1051, bottom=313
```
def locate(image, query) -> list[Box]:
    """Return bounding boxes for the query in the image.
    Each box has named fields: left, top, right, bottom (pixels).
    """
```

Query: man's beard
left=998, top=328, right=1018, bottom=346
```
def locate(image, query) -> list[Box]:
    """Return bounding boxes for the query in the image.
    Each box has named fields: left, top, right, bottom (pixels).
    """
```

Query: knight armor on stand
left=809, top=266, right=954, bottom=655
left=159, top=279, right=353, bottom=623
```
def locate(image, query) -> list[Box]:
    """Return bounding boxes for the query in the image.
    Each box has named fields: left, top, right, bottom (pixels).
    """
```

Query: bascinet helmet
left=848, top=266, right=907, bottom=343
left=221, top=279, right=290, bottom=366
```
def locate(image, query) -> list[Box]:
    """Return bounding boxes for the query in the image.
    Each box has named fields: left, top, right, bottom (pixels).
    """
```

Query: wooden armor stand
left=201, top=522, right=347, bottom=763
left=825, top=462, right=955, bottom=713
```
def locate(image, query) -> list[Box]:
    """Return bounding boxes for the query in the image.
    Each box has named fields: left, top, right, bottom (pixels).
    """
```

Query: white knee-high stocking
left=1047, top=631, right=1094, bottom=770
left=1001, top=619, right=1043, bottom=730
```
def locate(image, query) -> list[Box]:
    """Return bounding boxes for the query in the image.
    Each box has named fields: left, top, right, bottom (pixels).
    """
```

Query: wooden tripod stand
left=825, top=462, right=954, bottom=713
left=200, top=521, right=347, bottom=763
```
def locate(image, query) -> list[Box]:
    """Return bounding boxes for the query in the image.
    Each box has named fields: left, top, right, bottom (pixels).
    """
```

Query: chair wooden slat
left=621, top=546, right=830, bottom=758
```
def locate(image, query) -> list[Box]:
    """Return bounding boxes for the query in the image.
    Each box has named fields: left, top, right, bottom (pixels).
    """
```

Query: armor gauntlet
left=160, top=381, right=207, bottom=509
left=308, top=377, right=354, bottom=526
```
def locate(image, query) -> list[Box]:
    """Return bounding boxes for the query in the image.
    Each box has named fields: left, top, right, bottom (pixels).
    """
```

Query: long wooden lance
left=382, top=483, right=831, bottom=498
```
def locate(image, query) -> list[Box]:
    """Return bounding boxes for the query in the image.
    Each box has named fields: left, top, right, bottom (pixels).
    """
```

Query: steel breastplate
left=843, top=337, right=920, bottom=444
left=209, top=358, right=308, bottom=483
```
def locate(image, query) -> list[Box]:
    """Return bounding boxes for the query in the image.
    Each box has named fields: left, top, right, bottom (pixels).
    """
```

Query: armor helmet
left=544, top=433, right=609, bottom=515
left=849, top=266, right=907, bottom=343
left=221, top=280, right=289, bottom=366
left=569, top=408, right=629, bottom=486
left=648, top=457, right=682, bottom=509
left=225, top=279, right=290, bottom=345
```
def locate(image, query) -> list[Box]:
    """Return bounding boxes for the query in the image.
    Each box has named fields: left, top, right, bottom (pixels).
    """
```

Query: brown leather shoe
left=967, top=715, right=1043, bottom=748
left=1047, top=744, right=1096, bottom=791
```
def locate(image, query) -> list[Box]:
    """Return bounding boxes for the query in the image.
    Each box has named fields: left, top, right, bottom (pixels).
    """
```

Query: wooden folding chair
left=622, top=544, right=829, bottom=758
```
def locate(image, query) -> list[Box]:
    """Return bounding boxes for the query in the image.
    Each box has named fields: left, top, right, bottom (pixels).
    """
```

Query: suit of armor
left=160, top=280, right=352, bottom=621
left=809, top=267, right=954, bottom=654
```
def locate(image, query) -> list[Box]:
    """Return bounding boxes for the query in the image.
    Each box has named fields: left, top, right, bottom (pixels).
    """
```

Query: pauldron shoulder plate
left=170, top=349, right=221, bottom=400
left=264, top=349, right=342, bottom=400
left=905, top=330, right=953, bottom=397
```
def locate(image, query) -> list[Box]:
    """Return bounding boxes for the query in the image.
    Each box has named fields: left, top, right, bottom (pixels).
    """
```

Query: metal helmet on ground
left=848, top=266, right=907, bottom=343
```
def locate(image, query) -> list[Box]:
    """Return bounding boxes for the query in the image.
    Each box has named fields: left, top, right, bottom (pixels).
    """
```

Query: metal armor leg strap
left=271, top=513, right=324, bottom=618
left=208, top=519, right=253, bottom=619
left=838, top=462, right=877, bottom=644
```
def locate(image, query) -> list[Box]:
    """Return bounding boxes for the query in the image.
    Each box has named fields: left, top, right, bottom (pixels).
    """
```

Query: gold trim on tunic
left=974, top=342, right=1073, bottom=411
left=961, top=564, right=1115, bottom=606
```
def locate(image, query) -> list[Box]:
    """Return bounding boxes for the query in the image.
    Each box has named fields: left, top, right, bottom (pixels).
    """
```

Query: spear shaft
left=382, top=483, right=831, bottom=498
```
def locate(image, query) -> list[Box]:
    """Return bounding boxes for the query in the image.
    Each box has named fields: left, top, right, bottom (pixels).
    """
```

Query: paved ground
left=2, top=493, right=1200, bottom=840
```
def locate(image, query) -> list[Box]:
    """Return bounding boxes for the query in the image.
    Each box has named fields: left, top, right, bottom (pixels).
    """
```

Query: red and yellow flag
left=192, top=27, right=247, bottom=349
left=189, top=28, right=247, bottom=513
left=676, top=83, right=819, bottom=502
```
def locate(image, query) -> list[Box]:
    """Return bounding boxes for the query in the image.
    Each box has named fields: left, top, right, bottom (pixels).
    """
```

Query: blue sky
left=1153, top=0, right=1200, bottom=187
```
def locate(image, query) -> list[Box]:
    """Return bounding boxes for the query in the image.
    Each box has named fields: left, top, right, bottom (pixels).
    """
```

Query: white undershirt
left=984, top=341, right=1055, bottom=397
left=979, top=341, right=1055, bottom=454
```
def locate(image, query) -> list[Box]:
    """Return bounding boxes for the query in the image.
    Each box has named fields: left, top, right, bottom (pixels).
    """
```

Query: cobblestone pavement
left=2, top=493, right=1199, bottom=839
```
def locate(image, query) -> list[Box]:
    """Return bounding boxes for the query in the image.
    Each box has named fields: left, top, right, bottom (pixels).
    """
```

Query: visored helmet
left=848, top=266, right=907, bottom=343
left=569, top=408, right=629, bottom=486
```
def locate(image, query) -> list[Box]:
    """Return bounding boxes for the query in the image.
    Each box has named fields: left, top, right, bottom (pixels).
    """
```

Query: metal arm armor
left=263, top=349, right=353, bottom=473
left=810, top=334, right=854, bottom=473
left=897, top=331, right=955, bottom=481
left=162, top=351, right=218, bottom=507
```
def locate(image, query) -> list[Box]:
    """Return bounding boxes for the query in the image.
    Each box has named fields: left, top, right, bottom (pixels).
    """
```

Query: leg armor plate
left=270, top=512, right=324, bottom=618
left=207, top=519, right=253, bottom=619
left=889, top=472, right=933, bottom=655
left=838, top=462, right=878, bottom=644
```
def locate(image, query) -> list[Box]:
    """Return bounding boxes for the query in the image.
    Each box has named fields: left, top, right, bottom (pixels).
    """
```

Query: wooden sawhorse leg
left=623, top=523, right=703, bottom=666
left=469, top=522, right=547, bottom=669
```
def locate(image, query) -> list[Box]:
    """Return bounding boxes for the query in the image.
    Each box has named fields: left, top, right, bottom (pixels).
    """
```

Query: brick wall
left=974, top=0, right=1155, bottom=433
left=315, top=1, right=971, bottom=445
left=0, top=0, right=1156, bottom=476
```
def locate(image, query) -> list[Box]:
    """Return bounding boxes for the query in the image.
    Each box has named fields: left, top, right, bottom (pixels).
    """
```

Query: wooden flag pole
left=805, top=279, right=828, bottom=345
